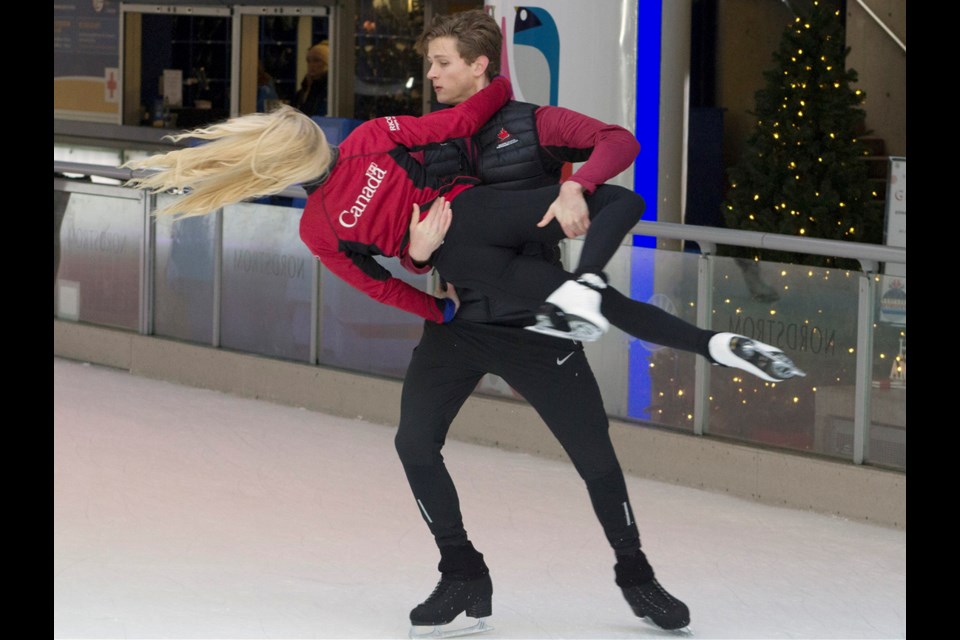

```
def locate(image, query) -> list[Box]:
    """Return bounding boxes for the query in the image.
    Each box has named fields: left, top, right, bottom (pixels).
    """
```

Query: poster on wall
left=480, top=1, right=660, bottom=417
left=54, top=0, right=121, bottom=123
left=883, top=157, right=906, bottom=278
left=482, top=0, right=639, bottom=193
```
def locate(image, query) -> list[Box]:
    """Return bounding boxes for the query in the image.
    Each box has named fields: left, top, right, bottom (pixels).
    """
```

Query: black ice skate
left=615, top=550, right=690, bottom=631
left=408, top=574, right=493, bottom=639
left=409, top=543, right=494, bottom=639
left=526, top=275, right=609, bottom=342
left=621, top=578, right=691, bottom=631
left=708, top=332, right=806, bottom=382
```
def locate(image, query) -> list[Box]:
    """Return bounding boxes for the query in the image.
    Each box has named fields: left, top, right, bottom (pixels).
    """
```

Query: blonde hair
left=124, top=105, right=332, bottom=218
left=306, top=41, right=330, bottom=64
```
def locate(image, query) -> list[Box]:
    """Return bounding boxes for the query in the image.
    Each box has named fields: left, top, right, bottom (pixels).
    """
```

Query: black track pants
left=395, top=321, right=642, bottom=554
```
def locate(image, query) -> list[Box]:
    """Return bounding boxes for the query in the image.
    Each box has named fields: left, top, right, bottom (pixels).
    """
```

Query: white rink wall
left=54, top=319, right=906, bottom=530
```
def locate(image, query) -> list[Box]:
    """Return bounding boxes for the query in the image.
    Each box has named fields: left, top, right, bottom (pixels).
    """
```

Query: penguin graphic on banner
left=511, top=6, right=560, bottom=106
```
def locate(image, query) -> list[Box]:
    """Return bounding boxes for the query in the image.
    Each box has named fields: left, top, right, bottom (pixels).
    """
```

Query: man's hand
left=408, top=197, right=452, bottom=264
left=437, top=281, right=460, bottom=314
left=537, top=180, right=589, bottom=238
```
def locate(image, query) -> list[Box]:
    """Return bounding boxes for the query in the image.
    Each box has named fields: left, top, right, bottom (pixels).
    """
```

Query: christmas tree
left=722, top=0, right=881, bottom=268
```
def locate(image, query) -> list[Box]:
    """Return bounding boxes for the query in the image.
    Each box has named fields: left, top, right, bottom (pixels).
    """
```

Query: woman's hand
left=408, top=197, right=452, bottom=265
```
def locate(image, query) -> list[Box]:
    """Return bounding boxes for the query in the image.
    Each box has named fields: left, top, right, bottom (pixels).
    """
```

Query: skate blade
left=640, top=618, right=694, bottom=636
left=525, top=319, right=604, bottom=342
left=751, top=348, right=806, bottom=382
left=409, top=617, right=494, bottom=639
left=717, top=337, right=804, bottom=383
left=771, top=359, right=806, bottom=379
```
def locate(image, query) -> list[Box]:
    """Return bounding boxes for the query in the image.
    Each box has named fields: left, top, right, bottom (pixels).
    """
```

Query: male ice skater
left=395, top=9, right=800, bottom=638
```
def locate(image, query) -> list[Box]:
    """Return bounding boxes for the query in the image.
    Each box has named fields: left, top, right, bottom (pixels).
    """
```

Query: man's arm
left=535, top=106, right=640, bottom=237
left=537, top=179, right=591, bottom=238
left=537, top=106, right=640, bottom=193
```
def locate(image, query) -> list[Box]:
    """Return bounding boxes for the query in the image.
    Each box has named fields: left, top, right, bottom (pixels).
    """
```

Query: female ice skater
left=123, top=76, right=804, bottom=387
left=126, top=76, right=637, bottom=343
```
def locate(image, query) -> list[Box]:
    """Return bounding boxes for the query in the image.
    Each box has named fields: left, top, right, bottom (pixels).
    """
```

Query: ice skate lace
left=627, top=579, right=681, bottom=614
left=422, top=578, right=455, bottom=604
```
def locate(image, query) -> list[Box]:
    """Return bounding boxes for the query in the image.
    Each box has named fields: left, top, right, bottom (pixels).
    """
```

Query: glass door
left=353, top=0, right=425, bottom=119
left=236, top=5, right=332, bottom=116
left=122, top=3, right=335, bottom=124
left=121, top=3, right=233, bottom=128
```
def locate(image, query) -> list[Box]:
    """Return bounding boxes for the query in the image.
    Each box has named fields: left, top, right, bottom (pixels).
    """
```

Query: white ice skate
left=708, top=332, right=806, bottom=382
left=525, top=277, right=609, bottom=342
left=409, top=617, right=494, bottom=639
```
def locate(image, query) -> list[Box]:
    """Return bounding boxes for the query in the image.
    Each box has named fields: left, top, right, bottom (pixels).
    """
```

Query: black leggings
left=433, top=183, right=643, bottom=309
left=601, top=287, right=714, bottom=355
left=433, top=183, right=714, bottom=355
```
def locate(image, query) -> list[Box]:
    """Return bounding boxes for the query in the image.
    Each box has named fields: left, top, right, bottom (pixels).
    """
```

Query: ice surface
left=54, top=358, right=906, bottom=639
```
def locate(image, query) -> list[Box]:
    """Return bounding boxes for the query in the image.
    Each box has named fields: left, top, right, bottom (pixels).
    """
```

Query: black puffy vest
left=476, top=101, right=564, bottom=189
left=424, top=101, right=564, bottom=325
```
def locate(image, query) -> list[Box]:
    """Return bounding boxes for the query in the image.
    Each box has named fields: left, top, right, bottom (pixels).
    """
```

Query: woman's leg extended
left=601, top=284, right=806, bottom=381
left=601, top=286, right=714, bottom=356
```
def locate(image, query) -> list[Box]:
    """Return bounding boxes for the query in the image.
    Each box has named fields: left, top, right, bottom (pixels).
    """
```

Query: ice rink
left=54, top=357, right=906, bottom=639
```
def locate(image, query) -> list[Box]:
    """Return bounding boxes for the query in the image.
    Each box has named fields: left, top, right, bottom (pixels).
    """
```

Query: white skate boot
left=525, top=274, right=609, bottom=342
left=708, top=332, right=806, bottom=382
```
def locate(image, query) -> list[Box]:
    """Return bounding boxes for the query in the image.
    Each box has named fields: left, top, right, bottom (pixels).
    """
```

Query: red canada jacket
left=298, top=76, right=512, bottom=323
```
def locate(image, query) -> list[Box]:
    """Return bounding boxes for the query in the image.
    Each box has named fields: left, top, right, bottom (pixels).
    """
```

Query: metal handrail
left=54, top=160, right=906, bottom=270
left=854, top=0, right=906, bottom=52
left=54, top=161, right=908, bottom=467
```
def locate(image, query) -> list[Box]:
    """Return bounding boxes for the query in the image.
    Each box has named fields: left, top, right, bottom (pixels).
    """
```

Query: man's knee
left=395, top=425, right=441, bottom=466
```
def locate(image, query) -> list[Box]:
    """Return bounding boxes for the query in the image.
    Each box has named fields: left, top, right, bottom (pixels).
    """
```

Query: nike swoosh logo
left=557, top=352, right=575, bottom=366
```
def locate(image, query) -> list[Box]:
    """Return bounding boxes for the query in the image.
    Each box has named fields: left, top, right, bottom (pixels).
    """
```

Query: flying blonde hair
left=124, top=105, right=332, bottom=218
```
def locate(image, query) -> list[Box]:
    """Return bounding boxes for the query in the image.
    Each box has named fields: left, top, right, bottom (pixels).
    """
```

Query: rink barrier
left=54, top=319, right=905, bottom=530
left=54, top=162, right=906, bottom=529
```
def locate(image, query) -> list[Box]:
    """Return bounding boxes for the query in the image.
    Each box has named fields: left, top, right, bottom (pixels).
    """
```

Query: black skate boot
left=615, top=550, right=690, bottom=631
left=409, top=543, right=494, bottom=639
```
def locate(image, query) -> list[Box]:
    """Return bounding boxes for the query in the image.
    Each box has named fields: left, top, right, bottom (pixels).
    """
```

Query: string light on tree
left=722, top=0, right=879, bottom=269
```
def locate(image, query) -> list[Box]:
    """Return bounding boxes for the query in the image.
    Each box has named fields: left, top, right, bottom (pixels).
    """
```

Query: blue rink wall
left=629, top=0, right=663, bottom=419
